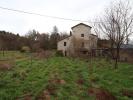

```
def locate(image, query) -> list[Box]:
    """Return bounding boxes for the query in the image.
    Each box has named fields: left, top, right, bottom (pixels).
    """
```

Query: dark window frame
left=64, top=42, right=66, bottom=46
left=81, top=34, right=84, bottom=37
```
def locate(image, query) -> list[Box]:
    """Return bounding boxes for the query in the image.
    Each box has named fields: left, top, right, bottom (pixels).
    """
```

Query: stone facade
left=57, top=23, right=98, bottom=56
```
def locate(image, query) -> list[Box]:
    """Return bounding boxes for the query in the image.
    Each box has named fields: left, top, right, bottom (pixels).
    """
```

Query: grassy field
left=0, top=51, right=133, bottom=100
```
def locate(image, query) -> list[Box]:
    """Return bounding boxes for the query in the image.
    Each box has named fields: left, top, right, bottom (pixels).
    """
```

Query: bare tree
left=50, top=26, right=60, bottom=49
left=26, top=29, right=39, bottom=41
left=131, top=40, right=133, bottom=45
left=93, top=19, right=102, bottom=39
left=60, top=32, right=69, bottom=40
left=94, top=0, right=133, bottom=68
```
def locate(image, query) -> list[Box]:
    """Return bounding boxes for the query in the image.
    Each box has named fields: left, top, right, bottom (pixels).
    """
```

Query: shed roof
left=58, top=36, right=71, bottom=42
left=120, top=44, right=133, bottom=49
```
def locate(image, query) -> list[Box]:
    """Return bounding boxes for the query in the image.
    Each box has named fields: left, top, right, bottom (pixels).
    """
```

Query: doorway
left=64, top=51, right=67, bottom=56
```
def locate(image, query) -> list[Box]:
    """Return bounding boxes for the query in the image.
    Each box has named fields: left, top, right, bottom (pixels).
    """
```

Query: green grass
left=90, top=59, right=133, bottom=100
left=0, top=52, right=133, bottom=100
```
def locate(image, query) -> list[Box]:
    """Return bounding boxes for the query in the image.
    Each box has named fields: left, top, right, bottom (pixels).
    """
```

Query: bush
left=55, top=50, right=64, bottom=57
left=20, top=46, right=30, bottom=53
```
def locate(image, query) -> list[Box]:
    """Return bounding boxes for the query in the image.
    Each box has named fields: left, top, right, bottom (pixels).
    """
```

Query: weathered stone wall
left=57, top=36, right=74, bottom=56
left=57, top=24, right=98, bottom=56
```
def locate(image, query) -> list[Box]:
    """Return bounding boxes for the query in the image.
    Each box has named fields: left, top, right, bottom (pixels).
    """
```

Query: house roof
left=58, top=35, right=71, bottom=42
left=90, top=34, right=97, bottom=37
left=58, top=33, right=97, bottom=42
left=71, top=23, right=92, bottom=29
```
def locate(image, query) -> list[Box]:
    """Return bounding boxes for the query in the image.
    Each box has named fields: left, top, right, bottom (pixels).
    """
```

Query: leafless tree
left=131, top=40, right=133, bottom=45
left=93, top=19, right=102, bottom=39
left=59, top=32, right=69, bottom=40
left=94, top=0, right=133, bottom=68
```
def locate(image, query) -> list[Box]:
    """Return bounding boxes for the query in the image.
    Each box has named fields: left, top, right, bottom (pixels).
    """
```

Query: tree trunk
left=2, top=48, right=5, bottom=57
left=110, top=47, right=114, bottom=59
left=114, top=46, right=120, bottom=69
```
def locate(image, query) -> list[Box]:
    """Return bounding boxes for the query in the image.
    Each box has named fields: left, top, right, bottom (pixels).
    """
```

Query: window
left=64, top=42, right=66, bottom=46
left=81, top=34, right=84, bottom=37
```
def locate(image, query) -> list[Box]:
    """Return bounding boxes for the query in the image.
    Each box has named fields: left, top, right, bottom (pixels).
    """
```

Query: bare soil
left=88, top=87, right=116, bottom=100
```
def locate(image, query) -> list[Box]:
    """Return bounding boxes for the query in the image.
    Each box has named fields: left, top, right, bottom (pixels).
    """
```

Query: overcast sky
left=0, top=0, right=133, bottom=37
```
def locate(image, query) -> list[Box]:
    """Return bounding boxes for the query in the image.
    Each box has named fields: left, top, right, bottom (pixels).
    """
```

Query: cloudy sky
left=0, top=0, right=132, bottom=36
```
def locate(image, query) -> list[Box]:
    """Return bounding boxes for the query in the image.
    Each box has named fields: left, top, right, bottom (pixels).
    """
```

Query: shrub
left=35, top=50, right=54, bottom=59
left=20, top=46, right=30, bottom=53
left=55, top=50, right=63, bottom=57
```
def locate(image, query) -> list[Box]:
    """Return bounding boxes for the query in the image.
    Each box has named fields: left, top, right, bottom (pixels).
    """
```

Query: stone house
left=57, top=23, right=98, bottom=56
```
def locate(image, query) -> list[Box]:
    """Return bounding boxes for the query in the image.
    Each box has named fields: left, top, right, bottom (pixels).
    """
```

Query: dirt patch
left=37, top=72, right=66, bottom=99
left=0, top=59, right=15, bottom=70
left=60, top=79, right=66, bottom=84
left=35, top=50, right=54, bottom=59
left=37, top=90, right=51, bottom=100
left=23, top=95, right=32, bottom=100
left=37, top=78, right=66, bottom=99
left=46, top=79, right=66, bottom=95
left=88, top=87, right=116, bottom=100
left=77, top=78, right=84, bottom=85
left=48, top=79, right=66, bottom=85
left=0, top=63, right=12, bottom=70
left=36, top=84, right=56, bottom=100
left=46, top=84, right=57, bottom=95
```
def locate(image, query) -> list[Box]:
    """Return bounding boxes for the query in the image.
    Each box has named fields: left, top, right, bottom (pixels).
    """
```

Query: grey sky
left=0, top=0, right=132, bottom=36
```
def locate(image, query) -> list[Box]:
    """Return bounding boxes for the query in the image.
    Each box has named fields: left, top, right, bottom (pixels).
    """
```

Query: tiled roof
left=71, top=23, right=92, bottom=29
left=58, top=36, right=71, bottom=42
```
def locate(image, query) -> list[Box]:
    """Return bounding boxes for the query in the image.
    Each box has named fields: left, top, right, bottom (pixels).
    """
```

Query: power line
left=0, top=6, right=101, bottom=23
left=0, top=6, right=88, bottom=22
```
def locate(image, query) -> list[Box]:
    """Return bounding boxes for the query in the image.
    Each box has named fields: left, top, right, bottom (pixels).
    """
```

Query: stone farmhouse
left=57, top=23, right=98, bottom=56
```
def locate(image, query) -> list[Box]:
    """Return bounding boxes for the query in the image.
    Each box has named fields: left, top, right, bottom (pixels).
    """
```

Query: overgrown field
left=0, top=52, right=133, bottom=100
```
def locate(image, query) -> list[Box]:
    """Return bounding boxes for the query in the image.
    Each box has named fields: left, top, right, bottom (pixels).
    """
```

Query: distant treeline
left=0, top=26, right=69, bottom=51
